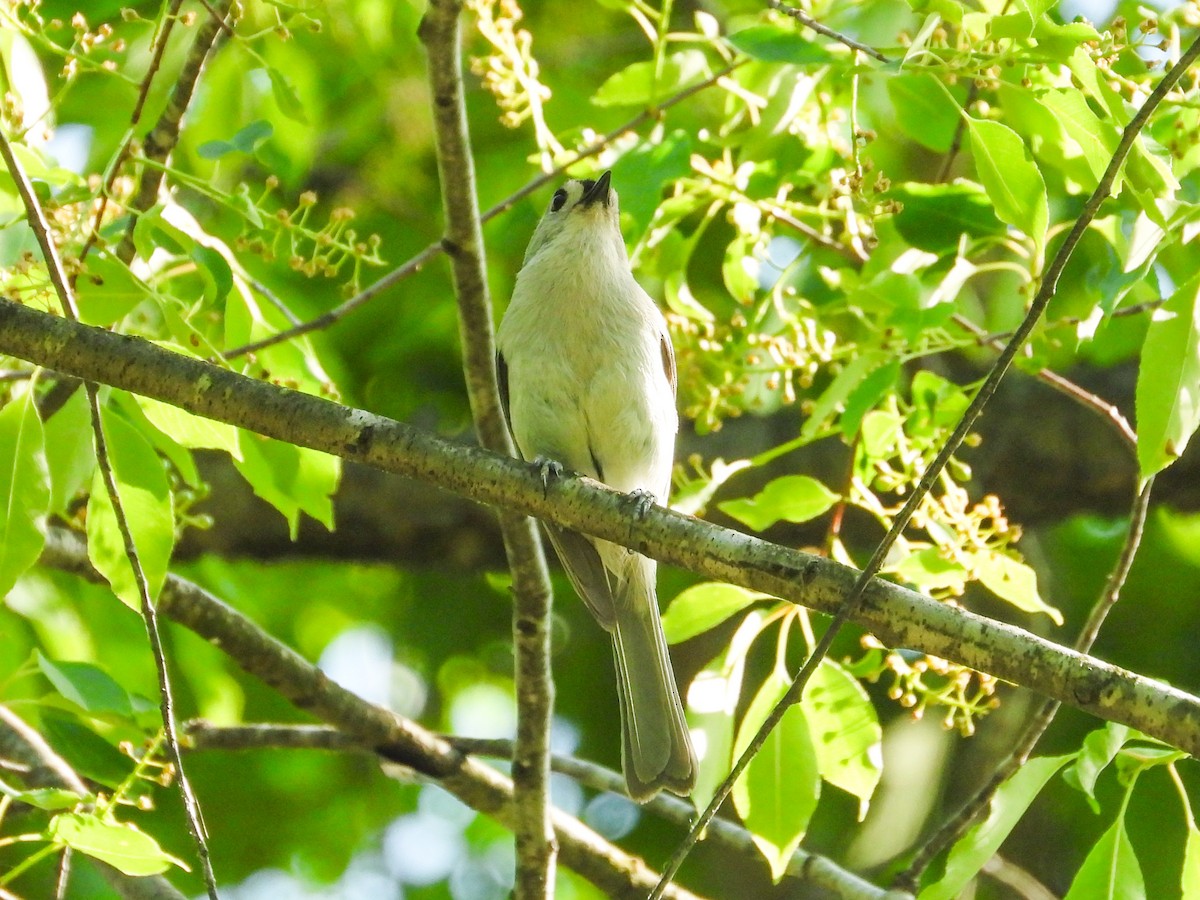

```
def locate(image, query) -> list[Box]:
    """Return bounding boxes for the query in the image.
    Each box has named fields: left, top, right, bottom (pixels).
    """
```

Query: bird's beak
left=581, top=170, right=612, bottom=207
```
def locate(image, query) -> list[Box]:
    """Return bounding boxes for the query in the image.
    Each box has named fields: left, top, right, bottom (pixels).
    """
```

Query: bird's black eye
left=550, top=189, right=567, bottom=212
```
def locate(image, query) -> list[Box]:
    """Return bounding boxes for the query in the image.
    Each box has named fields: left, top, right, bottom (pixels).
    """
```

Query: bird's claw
left=532, top=456, right=564, bottom=496
left=625, top=488, right=657, bottom=520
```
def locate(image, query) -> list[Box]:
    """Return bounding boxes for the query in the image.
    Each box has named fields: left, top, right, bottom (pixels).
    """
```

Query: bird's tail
left=611, top=555, right=697, bottom=802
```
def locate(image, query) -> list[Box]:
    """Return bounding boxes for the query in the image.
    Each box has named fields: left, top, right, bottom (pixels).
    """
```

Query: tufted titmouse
left=495, top=171, right=697, bottom=801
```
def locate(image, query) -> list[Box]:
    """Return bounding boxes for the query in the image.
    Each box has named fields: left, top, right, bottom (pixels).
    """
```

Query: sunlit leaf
left=51, top=812, right=187, bottom=876
left=719, top=475, right=839, bottom=531
left=1136, top=273, right=1200, bottom=481
left=967, top=117, right=1048, bottom=255
left=1063, top=816, right=1146, bottom=900
left=800, top=660, right=882, bottom=818
left=920, top=754, right=1074, bottom=900
left=593, top=50, right=709, bottom=107
left=727, top=25, right=834, bottom=64
left=970, top=548, right=1062, bottom=624
left=733, top=669, right=820, bottom=881
left=662, top=582, right=772, bottom=643
left=887, top=72, right=961, bottom=153
left=37, top=652, right=134, bottom=718
left=86, top=410, right=175, bottom=609
left=0, top=389, right=49, bottom=595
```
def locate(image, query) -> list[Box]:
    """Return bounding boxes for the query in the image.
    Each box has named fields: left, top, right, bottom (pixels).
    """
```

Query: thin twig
left=649, top=29, right=1200, bottom=900
left=115, top=0, right=235, bottom=265
left=223, top=59, right=747, bottom=360
left=768, top=0, right=892, bottom=63
left=951, top=313, right=1137, bottom=447
left=894, top=477, right=1154, bottom=889
left=0, top=128, right=220, bottom=899
left=77, top=0, right=186, bottom=269
left=38, top=529, right=706, bottom=900
left=419, top=1, right=557, bottom=896
left=184, top=722, right=905, bottom=900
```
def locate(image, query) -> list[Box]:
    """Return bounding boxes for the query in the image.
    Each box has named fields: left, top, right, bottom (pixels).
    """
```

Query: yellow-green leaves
left=967, top=117, right=1049, bottom=258
left=1136, top=273, right=1200, bottom=482
left=0, top=389, right=49, bottom=595
left=86, top=410, right=174, bottom=609
left=718, top=475, right=839, bottom=531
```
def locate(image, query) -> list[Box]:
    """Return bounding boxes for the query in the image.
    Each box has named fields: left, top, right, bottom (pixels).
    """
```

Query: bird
left=495, top=170, right=697, bottom=801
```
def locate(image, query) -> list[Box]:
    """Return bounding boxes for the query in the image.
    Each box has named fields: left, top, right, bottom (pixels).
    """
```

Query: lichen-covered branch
left=3, top=299, right=1198, bottom=758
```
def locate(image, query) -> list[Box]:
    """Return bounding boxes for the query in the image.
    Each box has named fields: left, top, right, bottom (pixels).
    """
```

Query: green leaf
left=198, top=119, right=273, bottom=158
left=612, top=131, right=693, bottom=240
left=135, top=394, right=241, bottom=459
left=892, top=547, right=968, bottom=594
left=967, top=117, right=1049, bottom=255
left=43, top=389, right=95, bottom=515
left=0, top=389, right=49, bottom=595
left=719, top=475, right=839, bottom=531
left=86, top=410, right=175, bottom=609
left=887, top=73, right=961, bottom=153
left=802, top=350, right=890, bottom=441
left=40, top=712, right=134, bottom=788
left=1039, top=89, right=1118, bottom=185
left=671, top=456, right=752, bottom=517
left=0, top=778, right=84, bottom=810
left=51, top=812, right=186, bottom=876
left=234, top=430, right=338, bottom=538
left=1135, top=272, right=1200, bottom=481
left=191, top=244, right=234, bottom=305
left=733, top=669, right=820, bottom=881
left=800, top=660, right=882, bottom=817
left=593, top=50, right=709, bottom=107
left=970, top=548, right=1061, bottom=624
left=1063, top=816, right=1146, bottom=900
left=722, top=233, right=760, bottom=304
left=727, top=25, right=834, bottom=64
left=842, top=358, right=901, bottom=438
left=887, top=181, right=1005, bottom=252
left=74, top=254, right=154, bottom=327
left=1063, top=723, right=1131, bottom=812
left=662, top=582, right=772, bottom=643
left=1183, top=822, right=1200, bottom=900
left=920, top=754, right=1074, bottom=900
left=266, top=66, right=309, bottom=123
left=37, top=653, right=134, bottom=718
left=687, top=610, right=767, bottom=811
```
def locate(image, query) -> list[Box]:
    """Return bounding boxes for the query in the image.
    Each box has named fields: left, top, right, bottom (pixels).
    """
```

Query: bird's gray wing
left=543, top=525, right=617, bottom=630
left=496, top=351, right=512, bottom=435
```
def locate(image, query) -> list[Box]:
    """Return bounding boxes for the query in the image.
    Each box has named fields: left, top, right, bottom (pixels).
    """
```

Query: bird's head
left=522, top=170, right=627, bottom=267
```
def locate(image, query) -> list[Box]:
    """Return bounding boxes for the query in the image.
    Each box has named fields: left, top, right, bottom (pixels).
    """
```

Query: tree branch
left=0, top=126, right=218, bottom=898
left=38, top=529, right=704, bottom=900
left=4, top=301, right=1199, bottom=756
left=419, top=0, right=557, bottom=894
left=183, top=723, right=907, bottom=900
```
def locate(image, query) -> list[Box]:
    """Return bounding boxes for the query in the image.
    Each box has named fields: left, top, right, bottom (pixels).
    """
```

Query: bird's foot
left=531, top=456, right=564, bottom=497
left=624, top=488, right=658, bottom=520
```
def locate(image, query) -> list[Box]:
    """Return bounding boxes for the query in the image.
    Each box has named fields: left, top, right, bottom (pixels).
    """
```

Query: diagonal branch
left=894, top=476, right=1155, bottom=889
left=649, top=29, right=1200, bottom=895
left=0, top=127, right=218, bottom=899
left=419, top=0, right=557, bottom=895
left=38, top=529, right=704, bottom=900
left=3, top=300, right=1199, bottom=757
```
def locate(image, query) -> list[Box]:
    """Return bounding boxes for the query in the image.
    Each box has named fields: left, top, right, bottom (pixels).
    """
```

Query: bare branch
left=5, top=303, right=1199, bottom=757
left=767, top=0, right=892, bottom=63
left=419, top=0, right=557, bottom=894
left=185, top=723, right=907, bottom=900
left=39, top=530, right=707, bottom=900
left=894, top=476, right=1155, bottom=889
